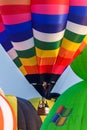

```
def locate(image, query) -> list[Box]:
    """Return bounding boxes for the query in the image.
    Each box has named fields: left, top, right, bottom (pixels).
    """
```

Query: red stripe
left=0, top=16, right=2, bottom=22
left=54, top=55, right=71, bottom=66
left=25, top=65, right=54, bottom=74
left=52, top=64, right=65, bottom=74
left=56, top=106, right=65, bottom=113
left=31, top=0, right=69, bottom=5
left=39, top=65, right=53, bottom=73
left=0, top=5, right=30, bottom=15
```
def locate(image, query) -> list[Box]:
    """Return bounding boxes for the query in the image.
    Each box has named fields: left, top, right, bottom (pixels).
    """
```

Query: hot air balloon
left=0, top=0, right=87, bottom=98
left=0, top=94, right=17, bottom=130
left=51, top=35, right=87, bottom=95
left=6, top=95, right=42, bottom=130
left=40, top=81, right=87, bottom=130
left=71, top=46, right=87, bottom=81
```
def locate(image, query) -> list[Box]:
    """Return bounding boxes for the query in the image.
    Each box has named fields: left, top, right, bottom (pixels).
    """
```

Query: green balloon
left=41, top=81, right=87, bottom=130
left=71, top=46, right=87, bottom=80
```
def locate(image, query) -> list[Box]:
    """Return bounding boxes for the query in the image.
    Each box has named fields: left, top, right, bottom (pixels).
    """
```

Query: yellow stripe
left=83, top=35, right=87, bottom=43
left=57, top=117, right=67, bottom=125
left=61, top=38, right=81, bottom=51
left=20, top=56, right=37, bottom=66
left=36, top=47, right=59, bottom=58
left=0, top=0, right=30, bottom=5
left=6, top=95, right=18, bottom=130
left=6, top=95, right=17, bottom=118
left=19, top=65, right=27, bottom=75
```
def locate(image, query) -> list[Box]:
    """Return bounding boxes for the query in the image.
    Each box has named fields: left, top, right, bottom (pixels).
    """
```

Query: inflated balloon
left=40, top=81, right=87, bottom=130
left=6, top=95, right=42, bottom=130
left=0, top=15, right=22, bottom=68
left=71, top=45, right=87, bottom=80
left=0, top=94, right=17, bottom=130
left=0, top=0, right=87, bottom=97
left=71, top=35, right=87, bottom=61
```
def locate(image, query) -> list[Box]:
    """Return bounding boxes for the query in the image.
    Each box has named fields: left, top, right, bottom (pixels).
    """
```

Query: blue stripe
left=68, top=14, right=87, bottom=26
left=50, top=113, right=60, bottom=123
left=0, top=31, right=9, bottom=42
left=32, top=13, right=68, bottom=24
left=69, top=6, right=87, bottom=16
left=9, top=30, right=33, bottom=42
left=1, top=40, right=13, bottom=51
left=5, top=21, right=33, bottom=34
left=32, top=22, right=66, bottom=33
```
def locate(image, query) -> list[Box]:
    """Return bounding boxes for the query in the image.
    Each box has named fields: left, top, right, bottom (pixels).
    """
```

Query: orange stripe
left=72, top=41, right=87, bottom=61
left=59, top=47, right=75, bottom=58
left=0, top=94, right=17, bottom=130
left=24, top=65, right=39, bottom=74
left=0, top=107, right=4, bottom=130
left=37, top=56, right=57, bottom=65
left=0, top=0, right=30, bottom=5
left=76, top=42, right=87, bottom=53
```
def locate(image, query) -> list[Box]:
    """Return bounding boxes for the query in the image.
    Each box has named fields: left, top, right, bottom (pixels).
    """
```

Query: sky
left=52, top=66, right=83, bottom=94
left=0, top=44, right=41, bottom=99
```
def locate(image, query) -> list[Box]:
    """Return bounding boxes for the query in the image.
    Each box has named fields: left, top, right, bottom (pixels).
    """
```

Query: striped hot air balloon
left=0, top=94, right=17, bottom=130
left=0, top=0, right=87, bottom=97
left=6, top=95, right=42, bottom=130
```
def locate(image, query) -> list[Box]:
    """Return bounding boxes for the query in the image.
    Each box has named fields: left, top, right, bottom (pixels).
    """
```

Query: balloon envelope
left=6, top=95, right=42, bottom=130
left=41, top=81, right=87, bottom=130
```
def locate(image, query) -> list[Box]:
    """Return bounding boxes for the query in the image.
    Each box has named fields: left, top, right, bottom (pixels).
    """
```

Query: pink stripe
left=31, top=4, right=69, bottom=14
left=70, top=0, right=87, bottom=6
left=0, top=23, right=5, bottom=32
left=7, top=48, right=18, bottom=60
left=2, top=13, right=31, bottom=25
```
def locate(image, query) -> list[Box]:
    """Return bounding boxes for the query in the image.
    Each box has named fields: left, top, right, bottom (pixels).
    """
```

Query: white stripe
left=7, top=48, right=18, bottom=60
left=12, top=37, right=34, bottom=51
left=66, top=21, right=87, bottom=35
left=0, top=95, right=13, bottom=130
left=33, top=29, right=65, bottom=42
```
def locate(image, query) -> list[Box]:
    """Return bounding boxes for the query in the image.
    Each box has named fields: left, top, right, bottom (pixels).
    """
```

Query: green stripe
left=34, top=38, right=62, bottom=50
left=13, top=57, right=22, bottom=67
left=64, top=30, right=85, bottom=43
left=61, top=108, right=72, bottom=117
left=16, top=47, right=36, bottom=58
